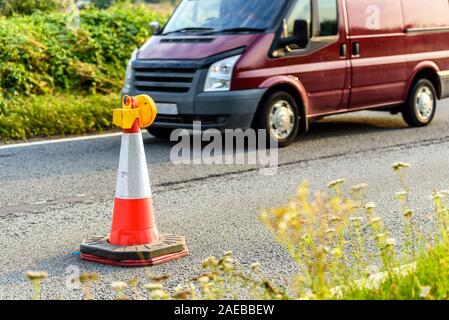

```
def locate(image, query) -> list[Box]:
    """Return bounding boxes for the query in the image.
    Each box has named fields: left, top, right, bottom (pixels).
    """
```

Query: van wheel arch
left=253, top=84, right=308, bottom=134
left=409, top=68, right=441, bottom=100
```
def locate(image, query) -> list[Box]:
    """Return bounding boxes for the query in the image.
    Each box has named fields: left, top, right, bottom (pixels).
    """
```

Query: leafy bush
left=0, top=3, right=168, bottom=98
left=0, top=92, right=118, bottom=140
left=0, top=0, right=60, bottom=17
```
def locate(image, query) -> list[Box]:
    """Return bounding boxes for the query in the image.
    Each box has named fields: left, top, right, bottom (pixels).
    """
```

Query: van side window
left=283, top=0, right=312, bottom=50
left=315, top=0, right=338, bottom=37
left=285, top=0, right=312, bottom=37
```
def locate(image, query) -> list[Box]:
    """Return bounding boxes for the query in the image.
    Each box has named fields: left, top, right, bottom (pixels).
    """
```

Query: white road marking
left=0, top=132, right=123, bottom=151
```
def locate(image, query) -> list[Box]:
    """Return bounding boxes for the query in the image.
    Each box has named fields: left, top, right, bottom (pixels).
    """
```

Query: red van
left=122, top=0, right=449, bottom=147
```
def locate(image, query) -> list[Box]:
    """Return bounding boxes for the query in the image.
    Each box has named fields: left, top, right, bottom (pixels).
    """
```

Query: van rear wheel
left=256, top=91, right=300, bottom=148
left=402, top=79, right=437, bottom=127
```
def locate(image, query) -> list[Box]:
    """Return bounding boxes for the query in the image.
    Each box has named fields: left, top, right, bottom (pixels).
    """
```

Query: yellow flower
left=363, top=202, right=376, bottom=210
left=26, top=271, right=48, bottom=281
left=392, top=162, right=411, bottom=172
left=404, top=210, right=413, bottom=218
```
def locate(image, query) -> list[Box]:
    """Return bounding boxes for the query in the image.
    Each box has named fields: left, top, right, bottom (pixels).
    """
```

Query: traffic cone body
left=110, top=125, right=159, bottom=246
left=80, top=95, right=188, bottom=267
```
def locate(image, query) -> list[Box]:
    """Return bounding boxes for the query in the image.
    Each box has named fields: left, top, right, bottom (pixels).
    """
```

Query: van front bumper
left=121, top=88, right=267, bottom=130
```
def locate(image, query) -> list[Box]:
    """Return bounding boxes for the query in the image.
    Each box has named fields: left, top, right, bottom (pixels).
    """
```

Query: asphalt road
left=1, top=101, right=449, bottom=300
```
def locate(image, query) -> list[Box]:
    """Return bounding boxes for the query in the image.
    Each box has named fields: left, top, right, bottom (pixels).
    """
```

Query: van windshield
left=163, top=0, right=286, bottom=35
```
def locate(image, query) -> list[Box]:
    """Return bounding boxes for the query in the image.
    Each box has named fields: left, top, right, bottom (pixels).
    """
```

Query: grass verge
left=0, top=92, right=118, bottom=141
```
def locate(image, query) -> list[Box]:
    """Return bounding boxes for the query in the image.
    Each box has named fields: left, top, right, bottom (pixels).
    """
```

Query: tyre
left=256, top=91, right=301, bottom=148
left=147, top=127, right=174, bottom=139
left=402, top=79, right=437, bottom=127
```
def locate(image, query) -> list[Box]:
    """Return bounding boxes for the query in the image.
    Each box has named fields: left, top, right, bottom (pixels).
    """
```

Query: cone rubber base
left=80, top=234, right=188, bottom=267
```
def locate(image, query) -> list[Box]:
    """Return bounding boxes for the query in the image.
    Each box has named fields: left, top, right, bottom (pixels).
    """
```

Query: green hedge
left=0, top=4, right=168, bottom=98
left=0, top=92, right=118, bottom=140
left=0, top=0, right=59, bottom=17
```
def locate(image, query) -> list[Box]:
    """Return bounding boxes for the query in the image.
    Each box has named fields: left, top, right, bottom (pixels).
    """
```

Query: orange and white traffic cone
left=80, top=95, right=188, bottom=267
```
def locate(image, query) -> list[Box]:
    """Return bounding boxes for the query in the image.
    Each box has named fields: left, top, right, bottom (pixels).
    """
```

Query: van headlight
left=124, top=49, right=138, bottom=89
left=204, top=55, right=241, bottom=92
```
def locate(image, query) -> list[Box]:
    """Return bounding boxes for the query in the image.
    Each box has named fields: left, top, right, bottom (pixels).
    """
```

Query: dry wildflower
left=224, top=250, right=233, bottom=257
left=395, top=191, right=408, bottom=201
left=173, top=288, right=192, bottom=300
left=222, top=263, right=234, bottom=272
left=350, top=217, right=363, bottom=223
left=202, top=256, right=219, bottom=268
left=350, top=183, right=369, bottom=192
left=199, top=272, right=217, bottom=281
left=385, top=238, right=396, bottom=247
left=327, top=179, right=345, bottom=189
left=328, top=215, right=342, bottom=223
left=392, top=162, right=411, bottom=172
left=79, top=272, right=100, bottom=283
left=198, top=276, right=210, bottom=284
left=144, top=283, right=164, bottom=292
left=111, top=281, right=128, bottom=291
left=376, top=233, right=387, bottom=241
left=370, top=217, right=382, bottom=225
left=433, top=193, right=444, bottom=201
left=128, top=277, right=139, bottom=287
left=363, top=202, right=376, bottom=211
left=365, top=265, right=380, bottom=275
left=251, top=262, right=261, bottom=272
left=149, top=289, right=169, bottom=300
left=331, top=248, right=342, bottom=257
left=148, top=274, right=170, bottom=283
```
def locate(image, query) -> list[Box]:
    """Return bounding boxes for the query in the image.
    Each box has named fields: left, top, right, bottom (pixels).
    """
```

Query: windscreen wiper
left=205, top=27, right=265, bottom=34
left=163, top=27, right=215, bottom=35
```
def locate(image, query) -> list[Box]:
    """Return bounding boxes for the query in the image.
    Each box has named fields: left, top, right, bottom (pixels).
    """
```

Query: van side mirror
left=279, top=19, right=309, bottom=49
left=150, top=21, right=161, bottom=34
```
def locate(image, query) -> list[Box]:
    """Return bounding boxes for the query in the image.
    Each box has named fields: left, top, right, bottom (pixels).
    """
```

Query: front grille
left=133, top=67, right=197, bottom=93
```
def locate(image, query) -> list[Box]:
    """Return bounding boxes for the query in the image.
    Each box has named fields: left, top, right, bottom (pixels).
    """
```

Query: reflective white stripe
left=115, top=133, right=152, bottom=199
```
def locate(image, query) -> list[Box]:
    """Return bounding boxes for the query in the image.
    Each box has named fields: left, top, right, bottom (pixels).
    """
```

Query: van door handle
left=352, top=42, right=361, bottom=56
left=340, top=43, right=347, bottom=57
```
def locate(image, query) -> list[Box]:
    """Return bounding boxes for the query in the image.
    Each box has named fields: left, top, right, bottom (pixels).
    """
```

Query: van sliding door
left=345, top=0, right=407, bottom=110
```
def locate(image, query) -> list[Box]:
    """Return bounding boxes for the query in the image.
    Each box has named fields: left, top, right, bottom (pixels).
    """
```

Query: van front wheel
left=402, top=79, right=437, bottom=127
left=256, top=91, right=300, bottom=148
